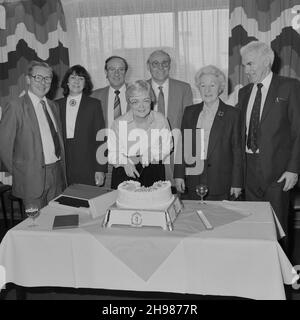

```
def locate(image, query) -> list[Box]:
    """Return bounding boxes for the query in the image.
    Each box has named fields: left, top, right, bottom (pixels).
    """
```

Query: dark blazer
left=238, top=74, right=300, bottom=189
left=56, top=94, right=107, bottom=185
left=91, top=86, right=110, bottom=127
left=0, top=93, right=67, bottom=200
left=174, top=99, right=243, bottom=196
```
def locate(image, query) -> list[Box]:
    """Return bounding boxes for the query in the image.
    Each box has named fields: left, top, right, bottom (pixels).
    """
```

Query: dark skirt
left=65, top=138, right=95, bottom=185
left=111, top=162, right=165, bottom=189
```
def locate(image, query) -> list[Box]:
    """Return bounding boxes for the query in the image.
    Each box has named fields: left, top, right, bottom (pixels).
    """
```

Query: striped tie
left=247, top=83, right=263, bottom=153
left=114, top=90, right=121, bottom=119
left=158, top=86, right=165, bottom=115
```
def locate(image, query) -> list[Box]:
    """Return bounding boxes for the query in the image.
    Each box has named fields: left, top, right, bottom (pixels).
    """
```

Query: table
left=0, top=201, right=298, bottom=300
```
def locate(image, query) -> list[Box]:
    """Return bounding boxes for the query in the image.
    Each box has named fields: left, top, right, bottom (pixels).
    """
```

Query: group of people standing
left=0, top=40, right=300, bottom=244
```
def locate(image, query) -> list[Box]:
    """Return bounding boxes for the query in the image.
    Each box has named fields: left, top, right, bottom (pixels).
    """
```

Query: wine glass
left=25, top=207, right=40, bottom=227
left=195, top=184, right=208, bottom=204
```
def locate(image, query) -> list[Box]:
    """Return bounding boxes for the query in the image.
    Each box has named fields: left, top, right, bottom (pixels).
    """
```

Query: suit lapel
left=206, top=100, right=226, bottom=159
left=73, top=94, right=86, bottom=139
left=192, top=102, right=203, bottom=128
left=23, top=94, right=41, bottom=135
left=167, top=78, right=178, bottom=129
left=240, top=84, right=253, bottom=145
left=103, top=87, right=109, bottom=124
left=23, top=93, right=44, bottom=162
left=260, top=74, right=279, bottom=123
left=59, top=97, right=67, bottom=140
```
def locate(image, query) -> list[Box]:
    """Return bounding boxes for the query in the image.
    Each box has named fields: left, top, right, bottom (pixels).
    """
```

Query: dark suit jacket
left=0, top=93, right=67, bottom=200
left=56, top=95, right=107, bottom=185
left=91, top=86, right=110, bottom=127
left=238, top=74, right=300, bottom=189
left=174, top=99, right=243, bottom=196
left=148, top=78, right=193, bottom=130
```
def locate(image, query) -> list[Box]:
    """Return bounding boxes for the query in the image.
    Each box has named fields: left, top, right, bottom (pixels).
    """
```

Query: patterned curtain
left=228, top=0, right=300, bottom=103
left=0, top=0, right=69, bottom=182
left=0, top=0, right=69, bottom=106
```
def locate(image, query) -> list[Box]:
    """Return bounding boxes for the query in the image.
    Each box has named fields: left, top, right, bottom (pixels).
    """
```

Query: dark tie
left=40, top=100, right=61, bottom=159
left=114, top=90, right=121, bottom=119
left=157, top=86, right=165, bottom=115
left=247, top=83, right=263, bottom=153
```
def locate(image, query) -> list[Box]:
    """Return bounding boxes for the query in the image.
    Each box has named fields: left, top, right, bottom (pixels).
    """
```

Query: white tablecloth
left=0, top=201, right=298, bottom=300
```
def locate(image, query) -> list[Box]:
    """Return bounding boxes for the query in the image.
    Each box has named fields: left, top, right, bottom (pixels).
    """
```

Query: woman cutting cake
left=108, top=80, right=173, bottom=188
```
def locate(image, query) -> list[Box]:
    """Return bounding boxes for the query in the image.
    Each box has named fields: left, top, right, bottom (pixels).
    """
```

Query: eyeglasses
left=150, top=60, right=170, bottom=69
left=69, top=75, right=85, bottom=82
left=107, top=67, right=126, bottom=74
left=129, top=98, right=152, bottom=105
left=30, top=74, right=52, bottom=84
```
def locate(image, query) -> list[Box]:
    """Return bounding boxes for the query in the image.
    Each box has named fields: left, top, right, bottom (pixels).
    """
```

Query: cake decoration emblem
left=131, top=212, right=142, bottom=227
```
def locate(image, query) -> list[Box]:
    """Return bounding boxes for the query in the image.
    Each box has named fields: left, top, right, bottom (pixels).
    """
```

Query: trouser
left=245, top=153, right=290, bottom=252
left=23, top=161, right=64, bottom=210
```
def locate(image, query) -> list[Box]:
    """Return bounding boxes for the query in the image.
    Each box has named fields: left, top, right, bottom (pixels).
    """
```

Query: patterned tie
left=247, top=83, right=263, bottom=153
left=114, top=90, right=121, bottom=119
left=157, top=86, right=165, bottom=115
left=40, top=100, right=61, bottom=158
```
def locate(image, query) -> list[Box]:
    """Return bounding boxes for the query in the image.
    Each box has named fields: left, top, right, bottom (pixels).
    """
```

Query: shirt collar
left=152, top=78, right=169, bottom=90
left=260, top=72, right=273, bottom=90
left=109, top=84, right=126, bottom=94
left=28, top=90, right=46, bottom=106
left=67, top=92, right=82, bottom=103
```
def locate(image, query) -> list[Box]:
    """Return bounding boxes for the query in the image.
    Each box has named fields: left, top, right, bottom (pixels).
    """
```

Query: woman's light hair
left=240, top=41, right=274, bottom=67
left=195, top=65, right=226, bottom=95
left=126, top=80, right=152, bottom=102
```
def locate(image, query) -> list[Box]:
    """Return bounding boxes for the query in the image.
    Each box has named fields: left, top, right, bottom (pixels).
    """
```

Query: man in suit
left=0, top=61, right=66, bottom=210
left=92, top=56, right=128, bottom=129
left=147, top=50, right=193, bottom=185
left=238, top=41, right=300, bottom=240
left=92, top=56, right=128, bottom=188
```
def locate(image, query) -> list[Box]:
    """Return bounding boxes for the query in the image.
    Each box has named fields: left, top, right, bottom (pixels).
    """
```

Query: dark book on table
left=53, top=214, right=79, bottom=230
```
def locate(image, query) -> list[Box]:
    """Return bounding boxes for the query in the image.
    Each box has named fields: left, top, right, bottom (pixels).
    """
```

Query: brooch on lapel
left=217, top=111, right=224, bottom=117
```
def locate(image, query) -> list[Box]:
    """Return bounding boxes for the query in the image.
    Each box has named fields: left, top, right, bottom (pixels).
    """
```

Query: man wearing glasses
left=0, top=60, right=66, bottom=210
left=92, top=56, right=129, bottom=188
left=147, top=50, right=193, bottom=185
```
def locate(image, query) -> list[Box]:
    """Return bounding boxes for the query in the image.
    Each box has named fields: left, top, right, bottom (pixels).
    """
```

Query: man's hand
left=230, top=187, right=242, bottom=198
left=277, top=171, right=298, bottom=191
left=175, top=178, right=185, bottom=193
left=95, top=172, right=105, bottom=186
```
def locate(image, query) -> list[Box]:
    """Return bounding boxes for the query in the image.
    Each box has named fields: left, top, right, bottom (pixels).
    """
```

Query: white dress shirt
left=246, top=72, right=273, bottom=153
left=107, top=84, right=127, bottom=129
left=28, top=90, right=59, bottom=164
left=151, top=79, right=169, bottom=117
left=66, top=93, right=82, bottom=139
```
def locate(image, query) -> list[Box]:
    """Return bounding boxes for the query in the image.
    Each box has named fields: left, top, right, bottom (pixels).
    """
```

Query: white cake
left=116, top=180, right=174, bottom=210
